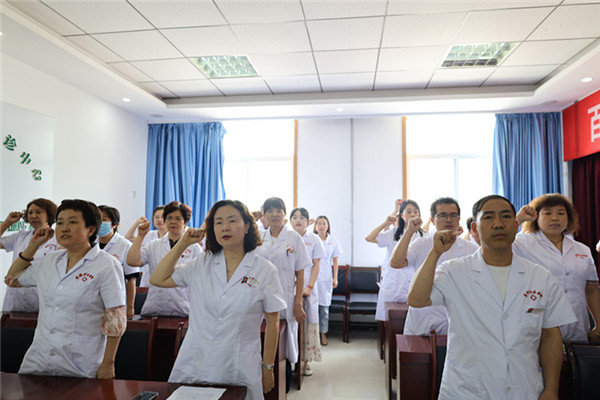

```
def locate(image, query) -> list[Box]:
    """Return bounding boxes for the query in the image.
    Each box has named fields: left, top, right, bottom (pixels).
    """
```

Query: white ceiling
left=2, top=0, right=600, bottom=122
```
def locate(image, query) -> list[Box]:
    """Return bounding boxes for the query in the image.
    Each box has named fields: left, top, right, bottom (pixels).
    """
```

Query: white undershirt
left=486, top=264, right=512, bottom=302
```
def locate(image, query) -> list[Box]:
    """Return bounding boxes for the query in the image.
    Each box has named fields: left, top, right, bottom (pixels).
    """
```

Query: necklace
left=548, top=236, right=563, bottom=244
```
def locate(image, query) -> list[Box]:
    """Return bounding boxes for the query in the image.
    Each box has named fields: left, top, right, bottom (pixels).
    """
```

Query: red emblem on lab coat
left=75, top=272, right=95, bottom=282
left=523, top=289, right=543, bottom=301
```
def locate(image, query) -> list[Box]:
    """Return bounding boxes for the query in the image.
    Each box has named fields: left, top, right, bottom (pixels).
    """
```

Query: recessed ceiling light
left=150, top=114, right=164, bottom=118
left=542, top=100, right=557, bottom=106
left=122, top=97, right=131, bottom=103
left=581, top=77, right=593, bottom=83
left=191, top=55, right=258, bottom=79
left=337, top=107, right=344, bottom=112
left=441, top=42, right=517, bottom=68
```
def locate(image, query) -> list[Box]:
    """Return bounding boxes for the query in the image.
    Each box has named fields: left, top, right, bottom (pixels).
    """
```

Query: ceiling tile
left=454, top=7, right=554, bottom=43
left=43, top=0, right=153, bottom=33
left=248, top=53, right=316, bottom=76
left=108, top=62, right=153, bottom=82
left=211, top=78, right=272, bottom=95
left=132, top=59, right=205, bottom=81
left=159, top=80, right=222, bottom=97
left=129, top=0, right=227, bottom=29
left=215, top=0, right=304, bottom=24
left=7, top=0, right=84, bottom=35
left=528, top=4, right=600, bottom=40
left=378, top=46, right=448, bottom=71
left=428, top=67, right=496, bottom=88
left=315, top=49, right=378, bottom=74
left=162, top=26, right=243, bottom=57
left=232, top=22, right=311, bottom=54
left=307, top=17, right=384, bottom=51
left=320, top=73, right=375, bottom=91
left=472, top=0, right=562, bottom=10
left=138, top=82, right=177, bottom=98
left=503, top=39, right=594, bottom=66
left=302, top=0, right=387, bottom=19
left=93, top=30, right=182, bottom=61
left=484, top=65, right=558, bottom=86
left=66, top=35, right=123, bottom=63
left=382, top=14, right=466, bottom=47
left=265, top=75, right=322, bottom=94
left=374, top=70, right=432, bottom=89
left=387, top=0, right=473, bottom=15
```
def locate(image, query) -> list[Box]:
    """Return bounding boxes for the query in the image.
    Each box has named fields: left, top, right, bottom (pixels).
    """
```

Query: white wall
left=1, top=55, right=148, bottom=303
left=297, top=117, right=403, bottom=266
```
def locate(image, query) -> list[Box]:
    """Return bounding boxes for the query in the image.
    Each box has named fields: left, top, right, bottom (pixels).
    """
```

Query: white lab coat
left=301, top=231, right=325, bottom=324
left=255, top=228, right=311, bottom=363
left=17, top=245, right=126, bottom=378
left=513, top=231, right=599, bottom=342
left=316, top=234, right=342, bottom=307
left=139, top=235, right=202, bottom=316
left=169, top=251, right=286, bottom=400
left=430, top=250, right=577, bottom=399
left=1, top=229, right=59, bottom=312
left=376, top=228, right=397, bottom=281
left=375, top=229, right=430, bottom=321
left=403, top=235, right=479, bottom=335
left=101, top=232, right=139, bottom=276
left=138, top=230, right=161, bottom=287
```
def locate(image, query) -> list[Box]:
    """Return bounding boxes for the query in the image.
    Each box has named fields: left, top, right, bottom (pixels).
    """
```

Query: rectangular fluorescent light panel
left=441, top=42, right=517, bottom=68
left=192, top=55, right=258, bottom=78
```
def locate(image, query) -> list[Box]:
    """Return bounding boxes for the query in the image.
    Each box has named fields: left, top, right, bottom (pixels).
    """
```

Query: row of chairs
left=330, top=265, right=380, bottom=343
left=0, top=313, right=163, bottom=381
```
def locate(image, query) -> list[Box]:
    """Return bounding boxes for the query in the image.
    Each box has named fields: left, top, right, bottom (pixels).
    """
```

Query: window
left=222, top=120, right=295, bottom=213
left=406, top=114, right=495, bottom=221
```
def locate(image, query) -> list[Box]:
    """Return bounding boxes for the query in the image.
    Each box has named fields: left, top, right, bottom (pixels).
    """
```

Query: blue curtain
left=146, top=122, right=226, bottom=228
left=492, top=113, right=563, bottom=211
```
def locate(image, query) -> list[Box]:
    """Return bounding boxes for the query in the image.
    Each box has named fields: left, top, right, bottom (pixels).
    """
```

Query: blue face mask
left=98, top=221, right=113, bottom=237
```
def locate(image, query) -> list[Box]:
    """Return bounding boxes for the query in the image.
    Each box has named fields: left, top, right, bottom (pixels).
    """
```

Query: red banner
left=562, top=89, right=600, bottom=161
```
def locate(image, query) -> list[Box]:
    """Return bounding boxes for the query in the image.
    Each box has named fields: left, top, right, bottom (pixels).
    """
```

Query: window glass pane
left=223, top=120, right=294, bottom=159
left=408, top=158, right=455, bottom=218
left=457, top=158, right=493, bottom=216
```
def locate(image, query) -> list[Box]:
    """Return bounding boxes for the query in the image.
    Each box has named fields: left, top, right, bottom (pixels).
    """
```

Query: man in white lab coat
left=408, top=195, right=576, bottom=400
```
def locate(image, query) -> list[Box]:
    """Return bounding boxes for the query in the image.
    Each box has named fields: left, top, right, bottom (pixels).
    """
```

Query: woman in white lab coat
left=0, top=198, right=59, bottom=312
left=514, top=193, right=600, bottom=343
left=98, top=205, right=139, bottom=318
left=5, top=199, right=126, bottom=378
left=127, top=201, right=201, bottom=316
left=151, top=199, right=286, bottom=400
left=364, top=199, right=403, bottom=282
left=375, top=200, right=427, bottom=321
left=290, top=207, right=325, bottom=376
left=313, top=215, right=342, bottom=346
left=125, top=206, right=167, bottom=287
left=254, top=197, right=311, bottom=394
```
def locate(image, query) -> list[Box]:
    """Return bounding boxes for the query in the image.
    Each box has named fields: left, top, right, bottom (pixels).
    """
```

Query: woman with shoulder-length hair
left=0, top=198, right=60, bottom=312
left=151, top=199, right=286, bottom=400
left=5, top=199, right=126, bottom=378
left=127, top=201, right=202, bottom=316
left=515, top=193, right=600, bottom=343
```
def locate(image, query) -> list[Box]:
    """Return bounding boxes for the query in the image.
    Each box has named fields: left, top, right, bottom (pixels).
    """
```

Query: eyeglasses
left=434, top=213, right=460, bottom=220
left=165, top=216, right=183, bottom=222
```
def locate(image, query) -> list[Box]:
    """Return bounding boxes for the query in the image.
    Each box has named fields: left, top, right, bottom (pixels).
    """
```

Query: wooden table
left=0, top=372, right=246, bottom=400
left=384, top=302, right=408, bottom=400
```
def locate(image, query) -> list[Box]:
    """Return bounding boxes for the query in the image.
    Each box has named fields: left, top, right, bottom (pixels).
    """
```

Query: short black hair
left=163, top=201, right=192, bottom=223
left=430, top=197, right=460, bottom=219
left=472, top=195, right=516, bottom=220
left=290, top=207, right=309, bottom=220
left=99, top=205, right=120, bottom=232
left=57, top=199, right=101, bottom=246
left=204, top=200, right=262, bottom=254
left=262, top=197, right=286, bottom=215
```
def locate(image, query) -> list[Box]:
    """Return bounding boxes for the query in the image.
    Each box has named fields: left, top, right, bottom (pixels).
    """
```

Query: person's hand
left=96, top=362, right=115, bottom=379
left=393, top=198, right=404, bottom=214
left=302, top=286, right=312, bottom=297
left=406, top=217, right=422, bottom=233
left=126, top=306, right=135, bottom=319
left=454, top=225, right=464, bottom=236
left=294, top=301, right=306, bottom=323
left=4, top=272, right=23, bottom=287
left=332, top=278, right=338, bottom=288
left=180, top=228, right=204, bottom=247
left=307, top=218, right=315, bottom=226
left=538, top=389, right=558, bottom=400
left=133, top=216, right=147, bottom=227
left=5, top=211, right=23, bottom=225
left=386, top=215, right=398, bottom=225
left=432, top=230, right=456, bottom=255
left=262, top=368, right=275, bottom=393
left=251, top=210, right=262, bottom=221
left=516, top=205, right=537, bottom=223
left=31, top=227, right=54, bottom=248
left=137, top=222, right=150, bottom=237
left=588, top=328, right=600, bottom=344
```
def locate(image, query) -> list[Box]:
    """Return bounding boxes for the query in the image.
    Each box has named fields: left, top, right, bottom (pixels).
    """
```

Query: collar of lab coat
left=57, top=244, right=102, bottom=279
left=469, top=249, right=528, bottom=310
left=214, top=250, right=257, bottom=291
left=533, top=230, right=574, bottom=255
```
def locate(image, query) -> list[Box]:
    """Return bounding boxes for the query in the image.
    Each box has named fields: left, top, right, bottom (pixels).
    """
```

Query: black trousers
left=285, top=359, right=292, bottom=393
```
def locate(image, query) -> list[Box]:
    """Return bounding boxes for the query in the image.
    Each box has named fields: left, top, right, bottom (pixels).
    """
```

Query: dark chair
left=134, top=291, right=148, bottom=316
left=115, top=317, right=158, bottom=381
left=1, top=314, right=37, bottom=373
left=565, top=340, right=600, bottom=400
left=345, top=266, right=380, bottom=342
left=430, top=329, right=447, bottom=400
left=173, top=321, right=187, bottom=362
left=329, top=265, right=349, bottom=342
